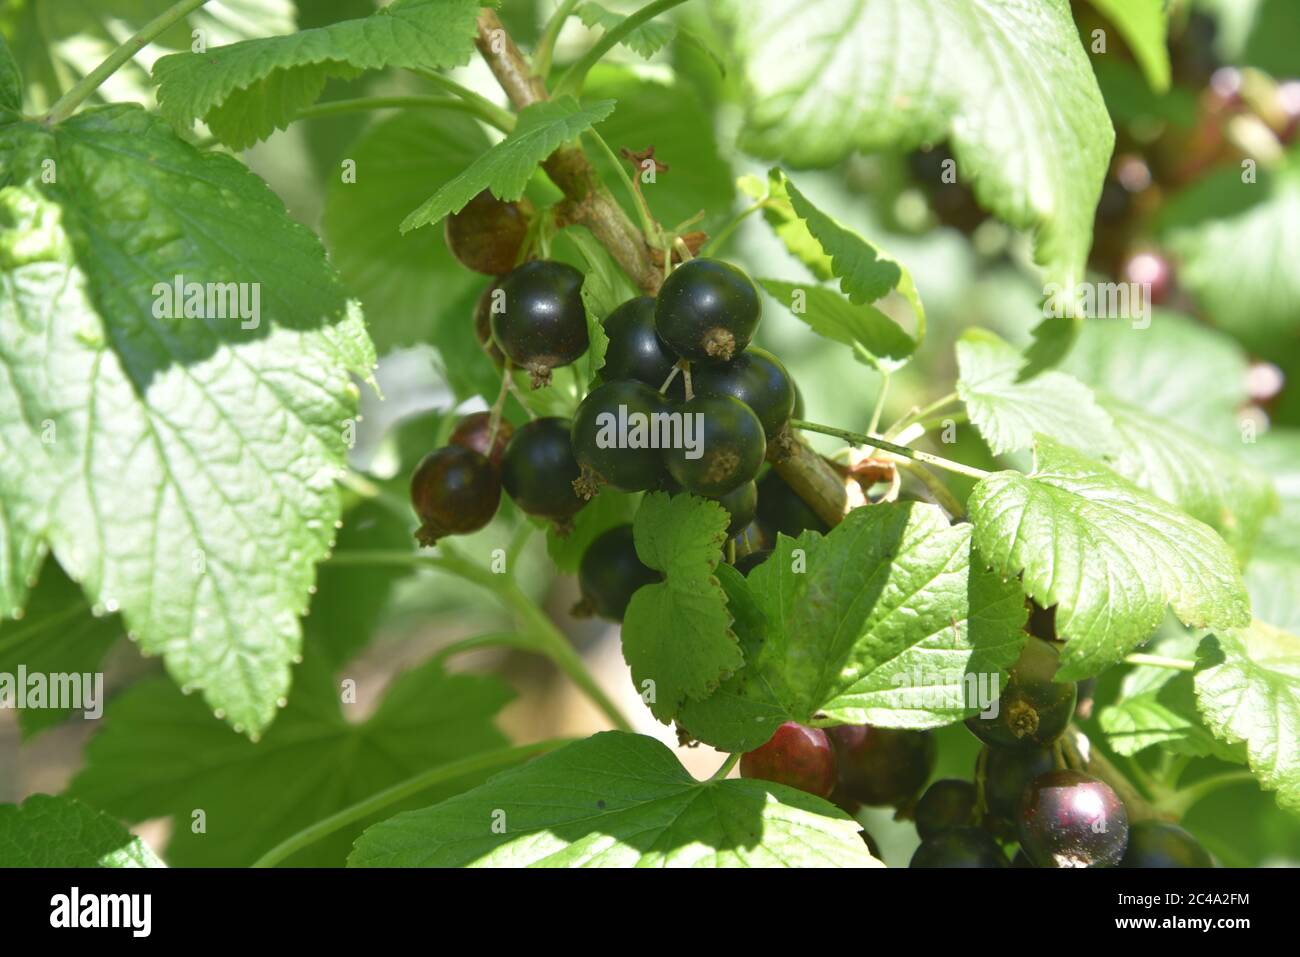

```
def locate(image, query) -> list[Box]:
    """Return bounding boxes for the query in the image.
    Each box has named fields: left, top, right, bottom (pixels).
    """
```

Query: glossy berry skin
left=966, top=637, right=1076, bottom=750
left=577, top=524, right=661, bottom=622
left=491, top=260, right=588, bottom=386
left=410, top=446, right=500, bottom=546
left=1019, top=769, right=1129, bottom=868
left=739, top=722, right=837, bottom=798
left=449, top=411, right=512, bottom=468
left=654, top=258, right=761, bottom=363
left=664, top=395, right=766, bottom=497
left=691, top=347, right=796, bottom=438
left=714, top=480, right=758, bottom=536
left=915, top=779, right=977, bottom=840
left=571, top=379, right=668, bottom=494
left=601, top=296, right=678, bottom=388
left=733, top=547, right=772, bottom=576
left=756, top=469, right=830, bottom=539
left=910, top=827, right=1009, bottom=868
left=1120, top=821, right=1213, bottom=868
left=444, top=190, right=531, bottom=275
left=500, top=417, right=586, bottom=525
left=828, top=725, right=936, bottom=808
left=981, top=745, right=1055, bottom=820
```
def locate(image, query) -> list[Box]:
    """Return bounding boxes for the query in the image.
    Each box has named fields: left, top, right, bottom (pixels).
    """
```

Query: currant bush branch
left=791, top=418, right=994, bottom=481
left=533, top=0, right=584, bottom=79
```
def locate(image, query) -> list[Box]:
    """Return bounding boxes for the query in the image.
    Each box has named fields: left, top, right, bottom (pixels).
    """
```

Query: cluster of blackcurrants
left=739, top=634, right=1214, bottom=868
left=411, top=192, right=812, bottom=619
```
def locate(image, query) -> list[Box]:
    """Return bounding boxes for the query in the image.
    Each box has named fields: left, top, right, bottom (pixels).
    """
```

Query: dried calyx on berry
left=966, top=636, right=1076, bottom=749
left=654, top=258, right=761, bottom=363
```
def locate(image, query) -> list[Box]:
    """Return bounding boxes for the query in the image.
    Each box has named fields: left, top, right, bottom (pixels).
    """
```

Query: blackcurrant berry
left=664, top=395, right=766, bottom=497
left=739, top=722, right=837, bottom=798
left=600, top=296, right=678, bottom=388
left=909, top=827, right=1008, bottom=868
left=756, top=469, right=830, bottom=539
left=715, top=480, right=757, bottom=536
left=576, top=524, right=661, bottom=621
left=733, top=548, right=772, bottom=575
left=500, top=417, right=586, bottom=528
left=444, top=189, right=531, bottom=276
left=827, top=725, right=936, bottom=808
left=914, top=779, right=978, bottom=840
left=654, top=258, right=761, bottom=363
left=571, top=379, right=668, bottom=495
left=690, top=347, right=796, bottom=438
left=1120, top=821, right=1213, bottom=868
left=1018, top=769, right=1129, bottom=868
left=980, top=745, right=1055, bottom=820
left=410, top=446, right=500, bottom=546
left=448, top=411, right=512, bottom=468
left=491, top=260, right=588, bottom=387
left=473, top=281, right=506, bottom=368
left=966, top=637, right=1076, bottom=750
left=860, top=828, right=881, bottom=859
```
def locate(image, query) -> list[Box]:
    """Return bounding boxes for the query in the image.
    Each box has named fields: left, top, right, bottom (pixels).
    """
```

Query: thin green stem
left=884, top=391, right=960, bottom=440
left=895, top=460, right=966, bottom=520
left=434, top=631, right=541, bottom=662
left=553, top=0, right=693, bottom=97
left=700, top=200, right=770, bottom=256
left=44, top=0, right=211, bottom=124
left=868, top=374, right=891, bottom=436
left=327, top=547, right=634, bottom=732
left=414, top=70, right=517, bottom=132
left=250, top=740, right=569, bottom=867
left=583, top=128, right=658, bottom=240
left=1123, top=653, right=1196, bottom=672
left=534, top=0, right=584, bottom=78
left=1160, top=770, right=1256, bottom=816
left=791, top=418, right=993, bottom=481
left=294, top=95, right=508, bottom=131
left=710, top=752, right=741, bottom=780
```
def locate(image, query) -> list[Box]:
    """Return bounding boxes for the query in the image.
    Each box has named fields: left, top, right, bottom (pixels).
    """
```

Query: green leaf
left=583, top=66, right=735, bottom=231
left=561, top=224, right=639, bottom=383
left=738, top=170, right=832, bottom=278
left=1195, top=622, right=1300, bottom=813
left=956, top=329, right=1116, bottom=457
left=69, top=655, right=513, bottom=866
left=0, top=794, right=163, bottom=868
left=678, top=503, right=1027, bottom=753
left=577, top=2, right=675, bottom=59
left=620, top=492, right=742, bottom=722
left=757, top=280, right=916, bottom=374
left=349, top=731, right=879, bottom=867
left=323, top=110, right=491, bottom=354
left=0, top=33, right=20, bottom=114
left=153, top=0, right=485, bottom=149
left=969, top=437, right=1252, bottom=680
left=1158, top=157, right=1300, bottom=350
left=1100, top=671, right=1244, bottom=761
left=1084, top=0, right=1171, bottom=92
left=401, top=97, right=617, bottom=234
left=0, top=106, right=375, bottom=735
left=0, top=561, right=121, bottom=738
left=724, top=0, right=1113, bottom=290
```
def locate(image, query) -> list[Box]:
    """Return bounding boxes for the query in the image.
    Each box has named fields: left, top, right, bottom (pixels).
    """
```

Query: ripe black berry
left=690, top=347, right=796, bottom=438
left=827, top=725, right=935, bottom=808
left=739, top=722, right=837, bottom=798
left=491, top=260, right=588, bottom=387
left=1018, top=769, right=1129, bottom=868
left=756, top=469, right=830, bottom=539
left=966, top=637, right=1076, bottom=750
left=571, top=379, right=668, bottom=495
left=410, top=446, right=500, bottom=546
left=444, top=189, right=531, bottom=275
left=980, top=745, right=1055, bottom=820
left=1120, top=821, right=1213, bottom=868
left=714, top=479, right=757, bottom=536
left=664, top=395, right=766, bottom=497
left=600, top=296, right=678, bottom=388
left=449, top=411, right=512, bottom=468
left=576, top=524, right=661, bottom=621
left=733, top=547, right=772, bottom=575
left=654, top=258, right=761, bottom=363
left=914, top=779, right=977, bottom=840
left=500, top=417, right=586, bottom=528
left=473, top=281, right=506, bottom=368
left=910, top=827, right=1008, bottom=868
